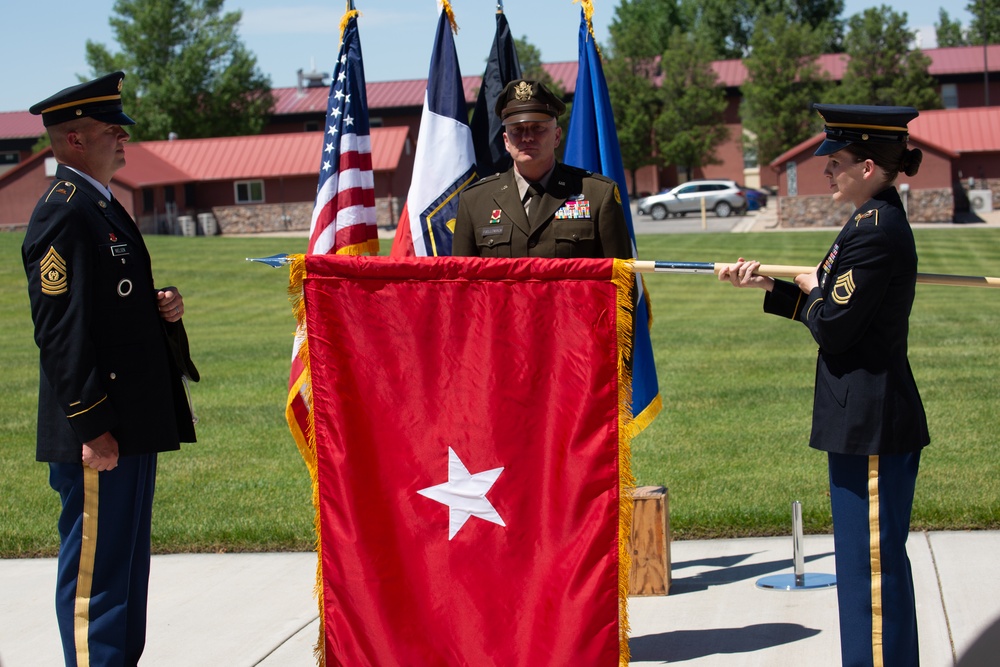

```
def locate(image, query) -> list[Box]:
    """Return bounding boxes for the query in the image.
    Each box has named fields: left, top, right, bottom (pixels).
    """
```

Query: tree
left=742, top=13, right=832, bottom=166
left=606, top=0, right=683, bottom=192
left=678, top=0, right=844, bottom=59
left=653, top=29, right=730, bottom=176
left=832, top=7, right=942, bottom=110
left=966, top=0, right=1000, bottom=46
left=85, top=0, right=274, bottom=141
left=935, top=9, right=968, bottom=47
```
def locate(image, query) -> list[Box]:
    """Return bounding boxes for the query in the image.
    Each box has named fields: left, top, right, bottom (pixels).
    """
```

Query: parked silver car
left=636, top=180, right=748, bottom=220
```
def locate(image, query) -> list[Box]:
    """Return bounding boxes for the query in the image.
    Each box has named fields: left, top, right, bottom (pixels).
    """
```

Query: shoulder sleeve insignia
left=831, top=268, right=855, bottom=305
left=40, top=246, right=69, bottom=296
left=44, top=181, right=77, bottom=204
left=613, top=184, right=621, bottom=205
left=853, top=209, right=878, bottom=226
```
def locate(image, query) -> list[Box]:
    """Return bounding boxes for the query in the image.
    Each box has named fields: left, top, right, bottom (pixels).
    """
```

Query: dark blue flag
left=470, top=7, right=522, bottom=178
left=564, top=9, right=662, bottom=433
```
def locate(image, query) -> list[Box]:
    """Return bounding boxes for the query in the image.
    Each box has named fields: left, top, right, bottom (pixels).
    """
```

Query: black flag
left=470, top=7, right=522, bottom=178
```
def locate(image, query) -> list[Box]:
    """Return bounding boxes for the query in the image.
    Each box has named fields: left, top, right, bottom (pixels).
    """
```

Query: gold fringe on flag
left=286, top=253, right=327, bottom=665
left=339, top=8, right=359, bottom=42
left=441, top=0, right=459, bottom=34
left=573, top=0, right=601, bottom=57
left=612, top=258, right=637, bottom=666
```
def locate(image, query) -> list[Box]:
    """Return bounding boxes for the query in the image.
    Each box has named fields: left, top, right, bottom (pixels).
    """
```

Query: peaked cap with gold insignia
left=495, top=79, right=566, bottom=125
left=29, top=71, right=135, bottom=128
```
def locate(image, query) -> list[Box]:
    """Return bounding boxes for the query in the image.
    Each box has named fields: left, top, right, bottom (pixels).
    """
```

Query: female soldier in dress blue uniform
left=718, top=104, right=929, bottom=667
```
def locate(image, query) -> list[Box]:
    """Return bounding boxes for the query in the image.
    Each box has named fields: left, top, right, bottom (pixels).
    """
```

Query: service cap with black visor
left=29, top=71, right=135, bottom=127
left=812, top=103, right=918, bottom=156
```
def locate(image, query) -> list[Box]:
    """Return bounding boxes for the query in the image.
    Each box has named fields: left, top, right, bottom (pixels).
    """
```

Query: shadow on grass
left=668, top=552, right=835, bottom=594
left=630, top=623, right=823, bottom=662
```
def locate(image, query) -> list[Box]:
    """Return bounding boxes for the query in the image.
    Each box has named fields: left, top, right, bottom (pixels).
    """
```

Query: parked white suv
left=636, top=180, right=748, bottom=220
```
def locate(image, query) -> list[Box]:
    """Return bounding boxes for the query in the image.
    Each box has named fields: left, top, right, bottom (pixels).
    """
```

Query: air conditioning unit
left=969, top=189, right=993, bottom=214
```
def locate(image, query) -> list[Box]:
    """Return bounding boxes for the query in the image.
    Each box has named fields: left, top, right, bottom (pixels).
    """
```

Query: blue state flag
left=564, top=9, right=662, bottom=434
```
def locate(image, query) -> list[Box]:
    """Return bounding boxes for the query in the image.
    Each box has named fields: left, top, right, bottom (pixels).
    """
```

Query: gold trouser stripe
left=75, top=466, right=100, bottom=666
left=868, top=456, right=883, bottom=667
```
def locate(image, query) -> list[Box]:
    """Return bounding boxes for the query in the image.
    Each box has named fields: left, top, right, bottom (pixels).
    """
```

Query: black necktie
left=526, top=182, right=544, bottom=227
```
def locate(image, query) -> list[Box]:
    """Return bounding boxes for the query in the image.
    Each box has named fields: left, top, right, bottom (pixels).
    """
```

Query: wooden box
left=628, top=485, right=670, bottom=596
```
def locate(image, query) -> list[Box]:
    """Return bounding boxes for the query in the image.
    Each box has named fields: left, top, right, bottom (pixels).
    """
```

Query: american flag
left=288, top=9, right=376, bottom=453
left=307, top=11, right=377, bottom=255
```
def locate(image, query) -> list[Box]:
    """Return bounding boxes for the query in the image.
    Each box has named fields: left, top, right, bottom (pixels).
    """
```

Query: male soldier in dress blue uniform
left=452, top=79, right=631, bottom=259
left=720, top=104, right=929, bottom=667
left=22, top=72, right=198, bottom=667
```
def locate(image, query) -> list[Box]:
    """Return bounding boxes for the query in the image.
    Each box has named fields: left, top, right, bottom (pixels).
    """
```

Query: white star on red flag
left=418, top=447, right=505, bottom=540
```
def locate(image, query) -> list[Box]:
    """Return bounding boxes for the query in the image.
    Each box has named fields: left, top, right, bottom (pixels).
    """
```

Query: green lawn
left=1, top=228, right=998, bottom=557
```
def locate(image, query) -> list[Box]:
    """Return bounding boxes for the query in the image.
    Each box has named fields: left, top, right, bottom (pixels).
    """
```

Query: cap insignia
left=117, top=78, right=124, bottom=92
left=40, top=246, right=69, bottom=296
left=514, top=81, right=534, bottom=101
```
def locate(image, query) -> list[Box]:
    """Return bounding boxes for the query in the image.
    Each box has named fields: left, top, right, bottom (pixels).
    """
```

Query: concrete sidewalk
left=2, top=531, right=998, bottom=666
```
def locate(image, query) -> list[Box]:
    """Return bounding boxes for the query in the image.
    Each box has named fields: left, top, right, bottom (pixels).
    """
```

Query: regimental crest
left=613, top=184, right=621, bottom=205
left=490, top=209, right=502, bottom=225
left=44, top=181, right=76, bottom=204
left=514, top=81, right=534, bottom=101
left=854, top=209, right=878, bottom=226
left=40, top=246, right=68, bottom=296
left=832, top=269, right=856, bottom=305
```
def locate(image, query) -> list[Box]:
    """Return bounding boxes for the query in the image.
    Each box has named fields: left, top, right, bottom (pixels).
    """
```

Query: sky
left=0, top=0, right=974, bottom=113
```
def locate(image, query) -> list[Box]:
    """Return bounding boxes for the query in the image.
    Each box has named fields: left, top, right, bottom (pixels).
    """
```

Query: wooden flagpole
left=630, top=261, right=1000, bottom=288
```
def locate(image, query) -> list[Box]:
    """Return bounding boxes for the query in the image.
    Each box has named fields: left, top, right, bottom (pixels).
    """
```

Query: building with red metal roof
left=768, top=106, right=1000, bottom=226
left=0, top=126, right=412, bottom=232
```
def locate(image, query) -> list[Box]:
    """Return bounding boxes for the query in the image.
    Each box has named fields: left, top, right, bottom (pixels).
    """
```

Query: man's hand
left=83, top=432, right=119, bottom=471
left=157, top=287, right=184, bottom=322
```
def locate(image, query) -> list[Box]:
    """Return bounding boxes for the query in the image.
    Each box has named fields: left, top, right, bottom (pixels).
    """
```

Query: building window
left=941, top=83, right=959, bottom=109
left=235, top=180, right=265, bottom=204
left=0, top=152, right=18, bottom=165
left=142, top=188, right=154, bottom=213
left=304, top=120, right=321, bottom=132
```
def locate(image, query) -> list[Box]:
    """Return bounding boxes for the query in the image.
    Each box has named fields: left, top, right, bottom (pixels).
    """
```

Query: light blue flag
left=564, top=9, right=662, bottom=434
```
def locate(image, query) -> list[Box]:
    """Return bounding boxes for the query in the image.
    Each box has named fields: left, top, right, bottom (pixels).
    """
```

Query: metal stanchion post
left=756, top=501, right=837, bottom=591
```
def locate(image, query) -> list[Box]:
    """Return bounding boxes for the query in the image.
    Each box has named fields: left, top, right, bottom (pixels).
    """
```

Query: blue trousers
left=828, top=451, right=920, bottom=667
left=49, top=454, right=157, bottom=667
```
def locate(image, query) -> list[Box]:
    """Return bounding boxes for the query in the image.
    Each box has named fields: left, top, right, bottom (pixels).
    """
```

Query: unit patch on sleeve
left=831, top=268, right=856, bottom=305
left=40, top=246, right=69, bottom=296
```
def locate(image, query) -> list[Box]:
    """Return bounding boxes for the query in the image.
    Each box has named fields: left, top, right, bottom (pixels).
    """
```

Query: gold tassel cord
left=339, top=8, right=359, bottom=42
left=573, top=0, right=601, bottom=57
left=441, top=0, right=459, bottom=34
left=612, top=258, right=637, bottom=666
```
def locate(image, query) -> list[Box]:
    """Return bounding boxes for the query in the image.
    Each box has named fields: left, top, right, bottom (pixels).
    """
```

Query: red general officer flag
left=288, top=255, right=637, bottom=666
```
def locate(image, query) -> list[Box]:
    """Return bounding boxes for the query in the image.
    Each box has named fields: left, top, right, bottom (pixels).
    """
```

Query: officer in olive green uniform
left=452, top=80, right=631, bottom=259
